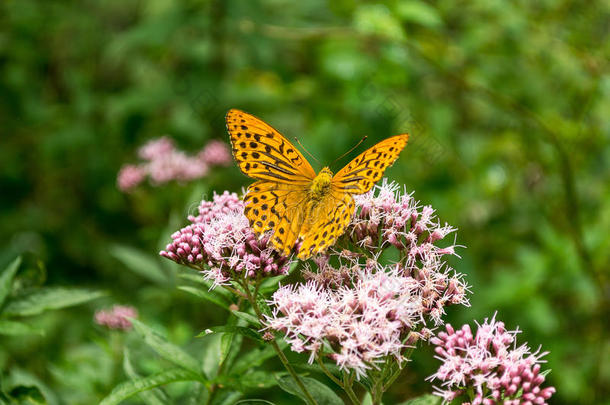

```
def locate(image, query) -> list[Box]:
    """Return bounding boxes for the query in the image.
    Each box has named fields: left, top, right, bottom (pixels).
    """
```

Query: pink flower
left=118, top=136, right=225, bottom=192
left=265, top=261, right=469, bottom=379
left=117, top=165, right=146, bottom=192
left=351, top=180, right=458, bottom=265
left=160, top=191, right=290, bottom=286
left=146, top=150, right=208, bottom=184
left=428, top=314, right=556, bottom=404
left=199, top=140, right=232, bottom=167
left=138, top=136, right=175, bottom=160
left=94, top=305, right=138, bottom=330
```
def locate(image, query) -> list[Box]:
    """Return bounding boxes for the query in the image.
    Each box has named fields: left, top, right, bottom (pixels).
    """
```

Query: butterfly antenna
left=294, top=137, right=320, bottom=165
left=331, top=136, right=368, bottom=167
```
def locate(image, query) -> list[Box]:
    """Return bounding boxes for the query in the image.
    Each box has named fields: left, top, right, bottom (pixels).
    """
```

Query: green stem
left=341, top=371, right=361, bottom=405
left=242, top=279, right=318, bottom=405
left=317, top=357, right=359, bottom=405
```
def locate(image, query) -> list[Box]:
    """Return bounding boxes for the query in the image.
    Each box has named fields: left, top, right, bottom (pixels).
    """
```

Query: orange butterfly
left=226, top=109, right=409, bottom=259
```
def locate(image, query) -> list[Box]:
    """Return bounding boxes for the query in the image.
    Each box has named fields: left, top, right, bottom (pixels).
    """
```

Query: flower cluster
left=265, top=260, right=469, bottom=378
left=351, top=180, right=457, bottom=262
left=160, top=192, right=290, bottom=285
left=117, top=137, right=232, bottom=192
left=429, top=315, right=556, bottom=404
left=94, top=305, right=138, bottom=330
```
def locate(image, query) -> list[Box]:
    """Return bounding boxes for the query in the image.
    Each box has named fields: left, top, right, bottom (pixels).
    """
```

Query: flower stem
left=317, top=357, right=359, bottom=405
left=242, top=279, right=318, bottom=405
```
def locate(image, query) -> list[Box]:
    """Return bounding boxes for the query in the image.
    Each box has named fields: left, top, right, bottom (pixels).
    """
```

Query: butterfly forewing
left=227, top=109, right=316, bottom=184
left=332, top=134, right=409, bottom=194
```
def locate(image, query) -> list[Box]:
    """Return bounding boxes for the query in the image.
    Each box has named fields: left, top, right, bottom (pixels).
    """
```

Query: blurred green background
left=1, top=0, right=609, bottom=403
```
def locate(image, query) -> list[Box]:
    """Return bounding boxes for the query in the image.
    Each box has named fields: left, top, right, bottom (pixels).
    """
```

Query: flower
left=428, top=314, right=556, bottom=404
left=351, top=180, right=458, bottom=263
left=94, top=305, right=138, bottom=330
left=160, top=191, right=290, bottom=286
left=199, top=140, right=232, bottom=167
left=265, top=261, right=469, bottom=378
left=117, top=165, right=146, bottom=192
left=117, top=137, right=231, bottom=191
left=138, top=136, right=175, bottom=160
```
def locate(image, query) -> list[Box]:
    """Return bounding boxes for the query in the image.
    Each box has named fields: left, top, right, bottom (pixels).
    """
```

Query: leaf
left=177, top=286, right=231, bottom=310
left=230, top=341, right=285, bottom=375
left=276, top=375, right=343, bottom=405
left=130, top=319, right=202, bottom=376
left=216, top=371, right=278, bottom=390
left=99, top=369, right=203, bottom=405
left=4, top=368, right=58, bottom=405
left=109, top=245, right=169, bottom=285
left=395, top=1, right=442, bottom=28
left=362, top=392, right=373, bottom=405
left=0, top=320, right=44, bottom=336
left=238, top=371, right=278, bottom=389
left=230, top=310, right=260, bottom=326
left=0, top=256, right=21, bottom=309
left=397, top=394, right=442, bottom=405
left=220, top=332, right=234, bottom=367
left=210, top=390, right=242, bottom=405
left=198, top=326, right=262, bottom=343
left=7, top=385, right=46, bottom=404
left=123, top=347, right=169, bottom=405
left=258, top=275, right=288, bottom=294
left=353, top=4, right=406, bottom=41
left=3, top=287, right=106, bottom=316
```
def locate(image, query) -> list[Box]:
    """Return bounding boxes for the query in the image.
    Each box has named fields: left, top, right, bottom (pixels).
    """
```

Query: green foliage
left=1, top=0, right=608, bottom=403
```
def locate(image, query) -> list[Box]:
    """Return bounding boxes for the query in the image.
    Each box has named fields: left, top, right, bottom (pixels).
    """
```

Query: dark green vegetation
left=1, top=0, right=608, bottom=404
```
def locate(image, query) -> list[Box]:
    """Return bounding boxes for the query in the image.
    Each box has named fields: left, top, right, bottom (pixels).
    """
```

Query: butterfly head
left=310, top=167, right=333, bottom=202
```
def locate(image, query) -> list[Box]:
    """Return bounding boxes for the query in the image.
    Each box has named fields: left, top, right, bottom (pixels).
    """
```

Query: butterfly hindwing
left=227, top=109, right=316, bottom=185
left=332, top=134, right=409, bottom=194
left=298, top=190, right=355, bottom=259
left=244, top=181, right=308, bottom=245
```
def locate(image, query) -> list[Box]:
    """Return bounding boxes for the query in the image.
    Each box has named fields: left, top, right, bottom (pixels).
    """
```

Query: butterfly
left=226, top=109, right=409, bottom=259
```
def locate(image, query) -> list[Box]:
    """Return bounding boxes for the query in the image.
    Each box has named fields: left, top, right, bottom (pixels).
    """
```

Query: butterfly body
left=227, top=109, right=408, bottom=259
left=309, top=167, right=333, bottom=203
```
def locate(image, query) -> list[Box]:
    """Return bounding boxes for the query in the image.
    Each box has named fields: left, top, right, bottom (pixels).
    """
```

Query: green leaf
left=3, top=287, right=105, bottom=316
left=230, top=310, right=260, bottom=326
left=276, top=375, right=343, bottom=405
left=258, top=274, right=287, bottom=294
left=395, top=1, right=442, bottom=28
left=109, top=245, right=169, bottom=285
left=239, top=371, right=278, bottom=389
left=230, top=341, right=286, bottom=375
left=210, top=390, right=242, bottom=405
left=3, top=368, right=58, bottom=405
left=362, top=392, right=373, bottom=405
left=353, top=4, right=406, bottom=41
left=199, top=326, right=263, bottom=343
left=7, top=385, right=46, bottom=405
left=177, top=286, right=231, bottom=310
left=0, top=256, right=21, bottom=309
left=99, top=369, right=203, bottom=405
left=397, top=394, right=442, bottom=405
left=123, top=347, right=169, bottom=405
left=0, top=320, right=44, bottom=336
left=216, top=371, right=278, bottom=391
left=177, top=272, right=233, bottom=299
left=130, top=319, right=202, bottom=376
left=220, top=332, right=234, bottom=367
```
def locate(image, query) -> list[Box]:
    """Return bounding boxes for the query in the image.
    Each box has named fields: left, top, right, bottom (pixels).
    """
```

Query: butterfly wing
left=332, top=134, right=409, bottom=194
left=227, top=109, right=316, bottom=185
left=243, top=180, right=308, bottom=255
left=298, top=190, right=355, bottom=259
